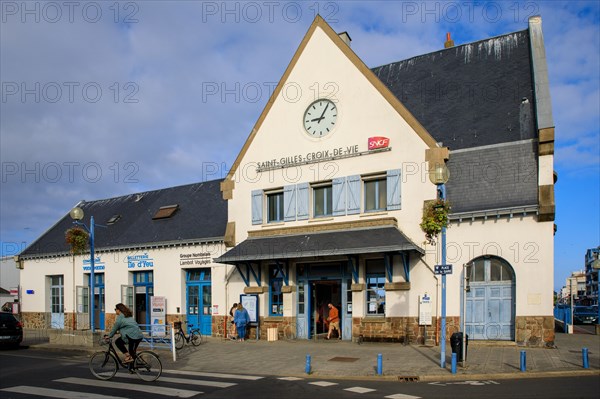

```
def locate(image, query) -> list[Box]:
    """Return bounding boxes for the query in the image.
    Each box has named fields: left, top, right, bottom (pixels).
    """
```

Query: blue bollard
left=305, top=354, right=311, bottom=374
left=583, top=348, right=589, bottom=369
left=451, top=352, right=457, bottom=374
left=520, top=350, right=526, bottom=372
left=377, top=353, right=383, bottom=375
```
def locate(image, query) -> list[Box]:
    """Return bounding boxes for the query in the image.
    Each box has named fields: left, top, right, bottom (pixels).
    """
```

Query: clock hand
left=316, top=103, right=330, bottom=124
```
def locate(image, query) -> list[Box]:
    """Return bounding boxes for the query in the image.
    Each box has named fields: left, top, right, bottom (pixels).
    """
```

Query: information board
left=419, top=293, right=432, bottom=326
left=240, top=294, right=258, bottom=324
left=150, top=296, right=166, bottom=337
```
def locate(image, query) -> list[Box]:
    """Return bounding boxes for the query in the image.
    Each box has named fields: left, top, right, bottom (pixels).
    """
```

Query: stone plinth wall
left=212, top=315, right=228, bottom=338
left=516, top=316, right=555, bottom=347
left=354, top=316, right=459, bottom=344
left=22, top=312, right=50, bottom=329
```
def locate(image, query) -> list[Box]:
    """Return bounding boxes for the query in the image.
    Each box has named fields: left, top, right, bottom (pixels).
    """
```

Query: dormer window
left=106, top=215, right=121, bottom=225
left=152, top=205, right=179, bottom=220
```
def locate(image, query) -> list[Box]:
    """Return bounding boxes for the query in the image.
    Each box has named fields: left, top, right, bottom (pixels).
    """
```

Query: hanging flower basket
left=65, top=227, right=89, bottom=254
left=420, top=199, right=450, bottom=245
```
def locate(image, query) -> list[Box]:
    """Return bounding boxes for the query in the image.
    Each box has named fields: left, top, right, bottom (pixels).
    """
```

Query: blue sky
left=1, top=1, right=599, bottom=291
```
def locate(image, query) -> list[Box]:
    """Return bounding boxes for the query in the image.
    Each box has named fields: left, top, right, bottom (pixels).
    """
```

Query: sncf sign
left=368, top=136, right=390, bottom=150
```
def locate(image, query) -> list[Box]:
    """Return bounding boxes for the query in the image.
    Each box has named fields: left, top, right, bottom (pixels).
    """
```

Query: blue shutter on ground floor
left=284, top=185, right=297, bottom=222
left=251, top=190, right=263, bottom=225
left=346, top=175, right=361, bottom=214
left=386, top=169, right=401, bottom=210
left=297, top=183, right=309, bottom=220
left=332, top=177, right=346, bottom=216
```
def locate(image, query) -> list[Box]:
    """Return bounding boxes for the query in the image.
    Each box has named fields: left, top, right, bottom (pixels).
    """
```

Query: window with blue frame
left=269, top=266, right=284, bottom=316
left=366, top=259, right=386, bottom=315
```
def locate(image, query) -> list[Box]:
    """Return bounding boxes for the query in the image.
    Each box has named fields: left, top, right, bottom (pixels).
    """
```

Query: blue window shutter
left=332, top=177, right=346, bottom=216
left=284, top=185, right=297, bottom=222
left=347, top=175, right=361, bottom=214
left=251, top=190, right=263, bottom=225
left=297, top=183, right=309, bottom=220
left=387, top=169, right=401, bottom=210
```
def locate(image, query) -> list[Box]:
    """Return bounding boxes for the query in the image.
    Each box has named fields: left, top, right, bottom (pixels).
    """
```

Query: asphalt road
left=0, top=346, right=598, bottom=399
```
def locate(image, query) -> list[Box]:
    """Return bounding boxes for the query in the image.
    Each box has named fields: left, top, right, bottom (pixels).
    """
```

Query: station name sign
left=256, top=137, right=391, bottom=172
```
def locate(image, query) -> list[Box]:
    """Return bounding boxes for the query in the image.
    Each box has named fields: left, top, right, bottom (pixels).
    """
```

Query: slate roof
left=217, top=226, right=423, bottom=264
left=20, top=179, right=227, bottom=259
left=372, top=29, right=540, bottom=213
left=371, top=30, right=535, bottom=150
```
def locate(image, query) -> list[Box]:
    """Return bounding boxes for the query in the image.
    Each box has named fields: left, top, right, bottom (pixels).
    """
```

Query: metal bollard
left=377, top=353, right=383, bottom=375
left=583, top=348, right=589, bottom=369
left=305, top=354, right=311, bottom=374
left=520, top=350, right=526, bottom=372
left=451, top=352, right=457, bottom=374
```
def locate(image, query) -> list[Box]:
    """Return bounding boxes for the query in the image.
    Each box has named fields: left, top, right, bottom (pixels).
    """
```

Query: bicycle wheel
left=283, top=324, right=297, bottom=340
left=89, top=351, right=118, bottom=380
left=190, top=331, right=203, bottom=346
left=174, top=332, right=184, bottom=350
left=134, top=351, right=162, bottom=381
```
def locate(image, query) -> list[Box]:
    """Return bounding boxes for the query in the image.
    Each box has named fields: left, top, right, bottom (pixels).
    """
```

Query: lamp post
left=429, top=162, right=449, bottom=368
left=592, top=259, right=600, bottom=334
left=70, top=206, right=95, bottom=332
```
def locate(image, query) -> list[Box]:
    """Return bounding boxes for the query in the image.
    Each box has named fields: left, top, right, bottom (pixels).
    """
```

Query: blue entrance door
left=89, top=273, right=105, bottom=330
left=186, top=269, right=212, bottom=336
left=466, top=257, right=515, bottom=340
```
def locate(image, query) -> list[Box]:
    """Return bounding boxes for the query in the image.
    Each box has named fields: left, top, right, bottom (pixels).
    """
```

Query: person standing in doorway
left=326, top=303, right=340, bottom=340
left=234, top=303, right=250, bottom=342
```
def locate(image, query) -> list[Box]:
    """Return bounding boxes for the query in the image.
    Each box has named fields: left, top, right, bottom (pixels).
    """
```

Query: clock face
left=303, top=99, right=337, bottom=137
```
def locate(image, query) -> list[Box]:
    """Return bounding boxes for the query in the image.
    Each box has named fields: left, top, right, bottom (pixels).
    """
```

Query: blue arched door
left=465, top=256, right=515, bottom=340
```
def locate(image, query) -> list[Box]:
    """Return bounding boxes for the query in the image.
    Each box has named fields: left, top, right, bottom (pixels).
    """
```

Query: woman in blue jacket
left=105, top=303, right=144, bottom=362
left=233, top=303, right=250, bottom=342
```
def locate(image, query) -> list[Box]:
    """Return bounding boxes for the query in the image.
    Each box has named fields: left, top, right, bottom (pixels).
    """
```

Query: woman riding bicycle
left=105, top=303, right=144, bottom=363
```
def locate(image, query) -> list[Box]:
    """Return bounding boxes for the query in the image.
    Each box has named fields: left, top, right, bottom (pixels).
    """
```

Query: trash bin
left=450, top=332, right=468, bottom=362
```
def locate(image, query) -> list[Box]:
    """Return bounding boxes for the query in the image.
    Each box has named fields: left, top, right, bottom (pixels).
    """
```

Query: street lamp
left=429, top=162, right=450, bottom=368
left=70, top=206, right=96, bottom=331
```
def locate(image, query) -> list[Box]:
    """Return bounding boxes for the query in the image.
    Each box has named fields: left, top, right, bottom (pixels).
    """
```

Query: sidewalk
left=25, top=331, right=599, bottom=381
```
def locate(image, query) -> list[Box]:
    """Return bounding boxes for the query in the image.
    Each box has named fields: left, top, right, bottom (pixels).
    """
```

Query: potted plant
left=65, top=227, right=89, bottom=254
left=420, top=199, right=450, bottom=245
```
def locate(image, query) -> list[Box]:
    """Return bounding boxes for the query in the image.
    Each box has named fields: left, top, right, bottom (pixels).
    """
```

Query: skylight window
left=106, top=215, right=121, bottom=225
left=152, top=205, right=179, bottom=220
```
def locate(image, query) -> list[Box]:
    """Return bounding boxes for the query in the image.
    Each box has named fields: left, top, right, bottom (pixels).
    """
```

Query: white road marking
left=309, top=381, right=339, bottom=387
left=278, top=376, right=304, bottom=381
left=1, top=386, right=127, bottom=399
left=344, top=386, right=376, bottom=393
left=385, top=394, right=422, bottom=399
left=116, top=372, right=236, bottom=388
left=162, top=369, right=263, bottom=380
left=56, top=377, right=201, bottom=398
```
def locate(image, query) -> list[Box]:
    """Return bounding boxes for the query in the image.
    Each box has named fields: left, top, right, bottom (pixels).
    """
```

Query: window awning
left=216, top=227, right=424, bottom=264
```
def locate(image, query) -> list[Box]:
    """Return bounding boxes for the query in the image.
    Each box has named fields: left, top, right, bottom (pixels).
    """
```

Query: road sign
left=434, top=264, right=453, bottom=275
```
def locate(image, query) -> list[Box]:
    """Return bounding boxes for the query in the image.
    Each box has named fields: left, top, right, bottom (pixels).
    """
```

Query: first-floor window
left=269, top=266, right=284, bottom=316
left=366, top=259, right=385, bottom=315
left=313, top=184, right=332, bottom=217
left=267, top=191, right=284, bottom=223
left=364, top=177, right=387, bottom=212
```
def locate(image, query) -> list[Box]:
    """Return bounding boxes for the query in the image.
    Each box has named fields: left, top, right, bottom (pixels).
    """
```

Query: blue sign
left=434, top=264, right=453, bottom=275
left=26, top=290, right=34, bottom=294
left=127, top=252, right=155, bottom=269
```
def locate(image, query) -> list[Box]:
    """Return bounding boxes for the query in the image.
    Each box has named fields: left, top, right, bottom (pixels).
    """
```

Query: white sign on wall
left=419, top=293, right=432, bottom=326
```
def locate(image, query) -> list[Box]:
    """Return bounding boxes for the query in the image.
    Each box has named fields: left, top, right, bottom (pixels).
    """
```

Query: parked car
left=573, top=306, right=599, bottom=325
left=0, top=311, right=23, bottom=348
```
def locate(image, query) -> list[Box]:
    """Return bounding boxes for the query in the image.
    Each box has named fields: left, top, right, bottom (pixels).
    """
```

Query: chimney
left=338, top=31, right=352, bottom=47
left=444, top=32, right=454, bottom=48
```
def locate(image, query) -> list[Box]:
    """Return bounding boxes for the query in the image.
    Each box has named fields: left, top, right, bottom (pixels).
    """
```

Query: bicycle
left=89, top=337, right=162, bottom=381
left=174, top=321, right=204, bottom=350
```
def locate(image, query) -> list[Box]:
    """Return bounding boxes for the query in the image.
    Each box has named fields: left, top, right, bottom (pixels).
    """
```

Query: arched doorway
left=465, top=256, right=515, bottom=340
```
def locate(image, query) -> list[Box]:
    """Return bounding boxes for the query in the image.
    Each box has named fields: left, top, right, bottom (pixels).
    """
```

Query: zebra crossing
left=1, top=369, right=423, bottom=399
left=0, top=369, right=264, bottom=399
